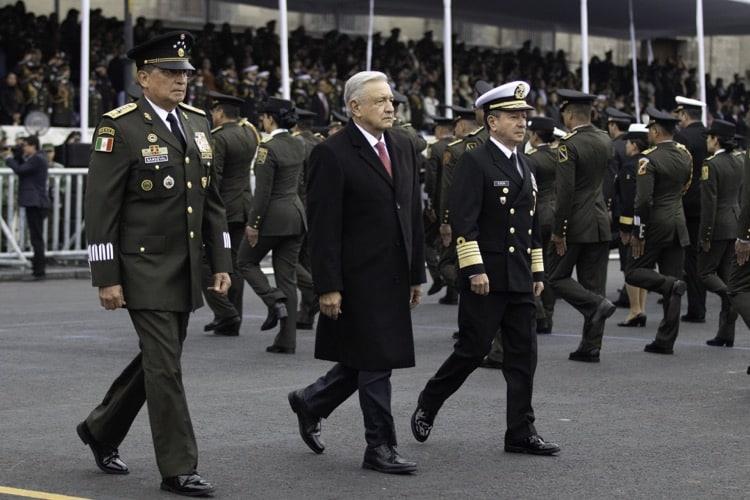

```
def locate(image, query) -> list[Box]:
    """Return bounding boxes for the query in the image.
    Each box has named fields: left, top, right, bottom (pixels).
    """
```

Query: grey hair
left=344, top=71, right=389, bottom=113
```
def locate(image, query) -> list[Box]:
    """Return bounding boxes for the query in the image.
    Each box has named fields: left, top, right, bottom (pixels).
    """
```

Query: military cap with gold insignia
left=450, top=105, right=476, bottom=121
left=473, top=80, right=493, bottom=104
left=257, top=97, right=295, bottom=114
left=527, top=116, right=555, bottom=132
left=704, top=119, right=736, bottom=139
left=556, top=88, right=596, bottom=111
left=430, top=115, right=455, bottom=126
left=645, top=106, right=680, bottom=129
left=208, top=90, right=244, bottom=108
left=606, top=107, right=635, bottom=125
left=674, top=96, right=705, bottom=112
left=475, top=81, right=534, bottom=112
left=127, top=31, right=195, bottom=70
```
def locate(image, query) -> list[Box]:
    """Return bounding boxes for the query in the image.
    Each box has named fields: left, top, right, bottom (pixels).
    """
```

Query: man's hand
left=439, top=223, right=452, bottom=248
left=245, top=226, right=259, bottom=247
left=620, top=230, right=632, bottom=246
left=631, top=236, right=645, bottom=259
left=424, top=207, right=437, bottom=224
left=700, top=240, right=711, bottom=253
left=736, top=239, right=750, bottom=266
left=551, top=233, right=567, bottom=256
left=320, top=291, right=343, bottom=319
left=533, top=281, right=544, bottom=297
left=99, top=284, right=126, bottom=310
left=208, top=272, right=231, bottom=295
left=470, top=273, right=490, bottom=295
left=409, top=285, right=422, bottom=309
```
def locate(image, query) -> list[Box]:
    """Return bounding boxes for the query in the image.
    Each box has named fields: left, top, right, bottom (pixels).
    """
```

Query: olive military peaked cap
left=127, top=31, right=195, bottom=71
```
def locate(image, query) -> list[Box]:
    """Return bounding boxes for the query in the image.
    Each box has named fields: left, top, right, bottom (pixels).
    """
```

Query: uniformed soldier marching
left=237, top=97, right=306, bottom=354
left=675, top=96, right=709, bottom=323
left=625, top=107, right=692, bottom=355
left=698, top=119, right=741, bottom=346
left=411, top=81, right=560, bottom=457
left=79, top=32, right=231, bottom=497
left=729, top=139, right=750, bottom=372
left=549, top=89, right=615, bottom=363
left=201, top=90, right=260, bottom=336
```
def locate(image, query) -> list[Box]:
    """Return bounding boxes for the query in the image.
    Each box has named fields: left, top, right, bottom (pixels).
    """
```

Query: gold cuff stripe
left=619, top=216, right=634, bottom=225
left=456, top=240, right=483, bottom=269
left=531, top=247, right=544, bottom=272
left=531, top=262, right=544, bottom=273
left=489, top=100, right=531, bottom=110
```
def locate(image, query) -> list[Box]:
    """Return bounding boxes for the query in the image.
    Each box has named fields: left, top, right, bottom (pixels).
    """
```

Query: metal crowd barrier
left=0, top=167, right=88, bottom=267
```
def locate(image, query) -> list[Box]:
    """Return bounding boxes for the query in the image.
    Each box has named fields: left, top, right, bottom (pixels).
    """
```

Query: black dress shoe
left=76, top=421, right=129, bottom=475
left=505, top=434, right=560, bottom=456
left=438, top=295, right=458, bottom=305
left=210, top=315, right=240, bottom=333
left=706, top=337, right=734, bottom=347
left=266, top=345, right=295, bottom=354
left=681, top=314, right=706, bottom=323
left=590, top=298, right=616, bottom=326
left=203, top=319, right=219, bottom=332
left=261, top=302, right=288, bottom=331
left=536, top=321, right=552, bottom=334
left=568, top=349, right=600, bottom=363
left=288, top=390, right=325, bottom=454
left=214, top=328, right=239, bottom=336
left=362, top=444, right=417, bottom=474
left=479, top=357, right=503, bottom=369
left=644, top=342, right=673, bottom=354
left=411, top=404, right=435, bottom=443
left=427, top=280, right=444, bottom=296
left=296, top=320, right=314, bottom=330
left=161, top=473, right=215, bottom=497
left=617, top=314, right=647, bottom=327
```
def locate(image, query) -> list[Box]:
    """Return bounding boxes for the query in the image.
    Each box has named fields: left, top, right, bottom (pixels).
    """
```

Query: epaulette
left=448, top=138, right=463, bottom=147
left=526, top=147, right=538, bottom=155
left=178, top=102, right=206, bottom=116
left=674, top=142, right=689, bottom=152
left=732, top=149, right=745, bottom=157
left=211, top=125, right=223, bottom=134
left=704, top=152, right=718, bottom=162
left=642, top=146, right=657, bottom=155
left=261, top=135, right=274, bottom=144
left=401, top=122, right=414, bottom=130
left=561, top=130, right=578, bottom=141
left=467, top=126, right=484, bottom=137
left=103, top=103, right=137, bottom=120
left=291, top=131, right=301, bottom=137
left=314, top=133, right=325, bottom=140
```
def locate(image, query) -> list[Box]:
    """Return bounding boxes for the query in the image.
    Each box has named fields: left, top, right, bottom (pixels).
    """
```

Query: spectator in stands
left=1, top=72, right=24, bottom=124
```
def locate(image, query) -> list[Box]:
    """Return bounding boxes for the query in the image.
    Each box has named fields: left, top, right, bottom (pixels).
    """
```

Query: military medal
left=141, top=179, right=153, bottom=191
left=144, top=112, right=152, bottom=121
left=201, top=176, right=208, bottom=188
left=194, top=131, right=213, bottom=159
left=148, top=133, right=158, bottom=143
left=163, top=175, right=175, bottom=189
left=500, top=196, right=507, bottom=205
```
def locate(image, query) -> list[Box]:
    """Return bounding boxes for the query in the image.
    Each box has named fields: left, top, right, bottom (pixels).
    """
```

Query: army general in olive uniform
left=201, top=90, right=260, bottom=336
left=78, top=32, right=231, bottom=497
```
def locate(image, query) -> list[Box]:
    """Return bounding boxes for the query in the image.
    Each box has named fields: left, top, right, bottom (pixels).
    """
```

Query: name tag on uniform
left=493, top=180, right=510, bottom=187
left=145, top=155, right=168, bottom=164
left=142, top=146, right=169, bottom=164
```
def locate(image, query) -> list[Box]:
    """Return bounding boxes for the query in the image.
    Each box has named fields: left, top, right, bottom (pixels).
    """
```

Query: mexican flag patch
left=94, top=136, right=114, bottom=153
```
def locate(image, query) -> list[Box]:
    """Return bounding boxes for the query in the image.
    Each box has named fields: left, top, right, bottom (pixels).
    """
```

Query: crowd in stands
left=0, top=0, right=748, bottom=136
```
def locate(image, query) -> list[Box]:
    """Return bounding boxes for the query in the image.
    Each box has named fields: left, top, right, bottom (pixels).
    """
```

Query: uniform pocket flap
left=120, top=235, right=166, bottom=254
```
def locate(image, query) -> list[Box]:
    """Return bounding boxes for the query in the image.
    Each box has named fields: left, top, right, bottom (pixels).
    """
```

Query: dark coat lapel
left=346, top=121, right=394, bottom=188
left=384, top=128, right=400, bottom=188
left=138, top=99, right=184, bottom=153
left=177, top=107, right=198, bottom=157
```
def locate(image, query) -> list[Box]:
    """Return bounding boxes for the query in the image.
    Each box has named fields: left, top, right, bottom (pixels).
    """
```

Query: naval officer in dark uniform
left=79, top=31, right=231, bottom=497
left=201, top=90, right=260, bottom=336
left=411, top=81, right=559, bottom=456
left=625, top=107, right=692, bottom=355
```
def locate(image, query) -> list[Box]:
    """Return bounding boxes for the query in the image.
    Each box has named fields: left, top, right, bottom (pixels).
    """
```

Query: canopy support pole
left=279, top=0, right=290, bottom=99
left=443, top=0, right=453, bottom=118
left=580, top=0, right=589, bottom=93
left=123, top=0, right=133, bottom=99
left=696, top=0, right=707, bottom=124
left=628, top=0, right=640, bottom=121
left=366, top=0, right=374, bottom=71
left=79, top=0, right=90, bottom=134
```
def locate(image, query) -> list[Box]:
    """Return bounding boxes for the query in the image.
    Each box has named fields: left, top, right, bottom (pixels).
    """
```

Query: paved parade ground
left=2, top=261, right=750, bottom=499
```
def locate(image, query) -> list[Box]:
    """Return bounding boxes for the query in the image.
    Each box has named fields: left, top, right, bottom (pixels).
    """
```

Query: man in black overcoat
left=287, top=71, right=425, bottom=474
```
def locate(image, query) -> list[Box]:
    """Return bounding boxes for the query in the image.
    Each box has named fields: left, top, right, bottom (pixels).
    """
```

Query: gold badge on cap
left=148, top=133, right=158, bottom=143
left=201, top=176, right=208, bottom=188
left=514, top=84, right=526, bottom=99
left=163, top=175, right=175, bottom=189
left=141, top=179, right=153, bottom=191
left=178, top=48, right=185, bottom=57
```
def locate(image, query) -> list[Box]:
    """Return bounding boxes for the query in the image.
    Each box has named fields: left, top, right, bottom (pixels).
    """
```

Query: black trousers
left=548, top=241, right=609, bottom=351
left=698, top=240, right=737, bottom=341
left=85, top=310, right=197, bottom=478
left=420, top=290, right=537, bottom=442
left=301, top=363, right=395, bottom=448
left=201, top=221, right=245, bottom=322
left=25, top=206, right=46, bottom=276
left=625, top=239, right=684, bottom=348
left=296, top=233, right=318, bottom=324
left=684, top=217, right=707, bottom=318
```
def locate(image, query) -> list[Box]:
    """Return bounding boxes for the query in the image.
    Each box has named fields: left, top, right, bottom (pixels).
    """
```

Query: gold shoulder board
left=642, top=146, right=657, bottom=155
left=704, top=152, right=717, bottom=162
left=261, top=135, right=274, bottom=144
left=561, top=130, right=578, bottom=141
left=526, top=147, right=538, bottom=155
left=103, top=103, right=137, bottom=120
left=178, top=102, right=206, bottom=116
left=448, top=138, right=463, bottom=147
left=211, top=125, right=223, bottom=134
left=468, top=126, right=484, bottom=137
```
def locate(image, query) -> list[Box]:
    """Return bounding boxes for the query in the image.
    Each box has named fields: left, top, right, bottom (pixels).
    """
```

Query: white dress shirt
left=490, top=136, right=523, bottom=178
left=145, top=96, right=185, bottom=139
left=354, top=121, right=391, bottom=163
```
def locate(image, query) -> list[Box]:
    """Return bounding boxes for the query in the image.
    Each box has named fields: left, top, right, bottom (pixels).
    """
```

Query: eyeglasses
left=157, top=68, right=195, bottom=79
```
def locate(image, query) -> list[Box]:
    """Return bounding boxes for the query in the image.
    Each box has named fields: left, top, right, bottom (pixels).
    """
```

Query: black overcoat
left=307, top=121, right=426, bottom=370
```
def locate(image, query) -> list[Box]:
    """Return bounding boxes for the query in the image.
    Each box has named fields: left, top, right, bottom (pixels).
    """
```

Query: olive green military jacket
left=634, top=140, right=693, bottom=246
left=525, top=143, right=557, bottom=231
left=211, top=119, right=259, bottom=224
left=425, top=136, right=453, bottom=212
left=554, top=124, right=612, bottom=243
left=699, top=149, right=742, bottom=242
left=440, top=126, right=489, bottom=224
left=248, top=130, right=307, bottom=236
left=738, top=149, right=750, bottom=241
left=86, top=99, right=232, bottom=312
left=391, top=122, right=428, bottom=155
left=292, top=129, right=324, bottom=205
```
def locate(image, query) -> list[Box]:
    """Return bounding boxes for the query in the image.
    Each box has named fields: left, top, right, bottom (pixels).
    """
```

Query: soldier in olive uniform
left=625, top=107, right=692, bottom=355
left=549, top=89, right=615, bottom=363
left=201, top=90, right=260, bottom=336
left=674, top=96, right=709, bottom=323
left=699, top=119, right=742, bottom=346
left=729, top=142, right=750, bottom=372
left=79, top=32, right=231, bottom=497
left=238, top=97, right=306, bottom=353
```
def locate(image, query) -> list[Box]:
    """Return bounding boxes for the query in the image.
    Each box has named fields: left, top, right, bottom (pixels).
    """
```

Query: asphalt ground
left=2, top=260, right=750, bottom=499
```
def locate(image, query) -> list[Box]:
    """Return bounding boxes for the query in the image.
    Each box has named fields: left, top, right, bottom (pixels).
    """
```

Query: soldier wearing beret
left=201, top=90, right=260, bottom=336
left=625, top=107, right=692, bottom=355
left=237, top=97, right=306, bottom=354
left=412, top=81, right=560, bottom=457
left=549, top=89, right=615, bottom=363
left=699, top=119, right=741, bottom=347
left=79, top=31, right=231, bottom=497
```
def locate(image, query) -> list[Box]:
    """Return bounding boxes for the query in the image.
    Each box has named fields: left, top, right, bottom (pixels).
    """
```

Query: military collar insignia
left=144, top=112, right=152, bottom=121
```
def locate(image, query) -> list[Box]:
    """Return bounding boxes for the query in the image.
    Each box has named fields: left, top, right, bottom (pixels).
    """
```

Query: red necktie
left=374, top=141, right=392, bottom=177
